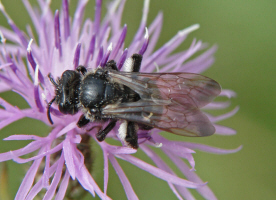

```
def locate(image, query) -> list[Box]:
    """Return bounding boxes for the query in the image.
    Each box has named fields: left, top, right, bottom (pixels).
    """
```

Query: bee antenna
left=47, top=97, right=56, bottom=125
left=48, top=73, right=58, bottom=87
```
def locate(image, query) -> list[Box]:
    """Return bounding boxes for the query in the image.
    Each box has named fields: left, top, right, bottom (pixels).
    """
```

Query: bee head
left=47, top=70, right=81, bottom=124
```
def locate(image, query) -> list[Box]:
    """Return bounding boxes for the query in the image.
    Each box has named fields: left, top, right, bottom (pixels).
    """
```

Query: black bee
left=47, top=54, right=221, bottom=149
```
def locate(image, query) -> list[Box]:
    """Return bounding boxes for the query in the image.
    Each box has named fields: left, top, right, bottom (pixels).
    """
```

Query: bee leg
left=125, top=121, right=139, bottom=149
left=118, top=121, right=139, bottom=149
left=96, top=120, right=117, bottom=141
left=105, top=60, right=118, bottom=71
left=76, top=65, right=87, bottom=75
left=131, top=54, right=143, bottom=72
left=77, top=114, right=90, bottom=128
left=138, top=124, right=153, bottom=131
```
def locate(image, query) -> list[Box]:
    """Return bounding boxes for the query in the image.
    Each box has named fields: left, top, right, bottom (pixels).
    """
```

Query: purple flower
left=0, top=0, right=241, bottom=199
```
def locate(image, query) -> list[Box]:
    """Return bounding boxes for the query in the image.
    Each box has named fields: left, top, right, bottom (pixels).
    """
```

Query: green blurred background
left=0, top=0, right=275, bottom=199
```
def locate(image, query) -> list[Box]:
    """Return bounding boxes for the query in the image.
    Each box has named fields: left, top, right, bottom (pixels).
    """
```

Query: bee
left=47, top=53, right=221, bottom=149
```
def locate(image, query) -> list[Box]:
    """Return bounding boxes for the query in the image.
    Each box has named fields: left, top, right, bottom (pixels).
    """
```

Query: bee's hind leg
left=125, top=121, right=139, bottom=149
left=118, top=120, right=139, bottom=149
left=131, top=53, right=143, bottom=72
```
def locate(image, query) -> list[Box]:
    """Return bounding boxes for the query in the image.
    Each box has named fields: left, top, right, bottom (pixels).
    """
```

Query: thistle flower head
left=0, top=0, right=241, bottom=199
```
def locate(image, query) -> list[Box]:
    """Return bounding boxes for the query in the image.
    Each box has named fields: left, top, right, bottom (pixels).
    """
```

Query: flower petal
left=116, top=154, right=205, bottom=188
left=109, top=155, right=138, bottom=200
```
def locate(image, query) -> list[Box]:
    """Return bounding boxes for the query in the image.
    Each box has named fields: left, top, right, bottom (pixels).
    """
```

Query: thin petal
left=25, top=161, right=59, bottom=200
left=116, top=154, right=205, bottom=188
left=141, top=145, right=194, bottom=200
left=165, top=150, right=217, bottom=200
left=15, top=156, right=43, bottom=200
left=55, top=170, right=70, bottom=200
left=144, top=12, right=163, bottom=57
left=63, top=136, right=76, bottom=179
left=43, top=155, right=65, bottom=200
left=109, top=155, right=138, bottom=200
left=103, top=150, right=109, bottom=194
left=177, top=142, right=243, bottom=154
left=208, top=106, right=239, bottom=122
left=4, top=134, right=42, bottom=141
left=0, top=141, right=43, bottom=162
left=220, top=89, right=237, bottom=98
left=215, top=125, right=237, bottom=135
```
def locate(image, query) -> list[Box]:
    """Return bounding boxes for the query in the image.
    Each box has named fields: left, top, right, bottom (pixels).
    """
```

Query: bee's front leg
left=77, top=114, right=90, bottom=128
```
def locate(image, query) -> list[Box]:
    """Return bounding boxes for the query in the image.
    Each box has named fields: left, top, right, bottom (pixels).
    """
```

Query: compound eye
left=56, top=70, right=81, bottom=115
left=59, top=101, right=78, bottom=115
left=58, top=102, right=71, bottom=114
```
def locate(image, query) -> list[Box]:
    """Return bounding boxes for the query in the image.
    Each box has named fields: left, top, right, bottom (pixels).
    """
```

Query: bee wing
left=104, top=71, right=221, bottom=137
left=102, top=100, right=215, bottom=136
left=108, top=71, right=221, bottom=108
